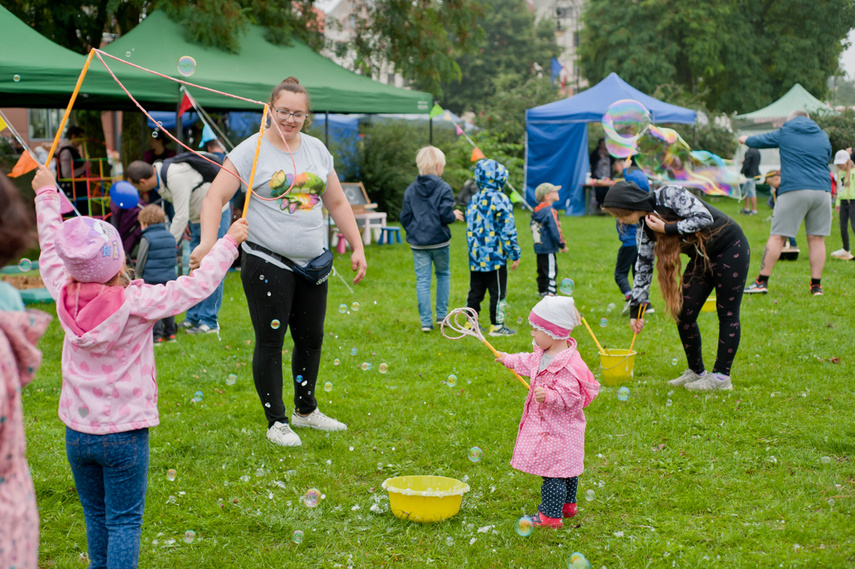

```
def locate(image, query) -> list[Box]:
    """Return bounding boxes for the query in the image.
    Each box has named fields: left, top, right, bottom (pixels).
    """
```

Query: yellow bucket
left=382, top=475, right=470, bottom=523
left=701, top=296, right=716, bottom=313
left=599, top=349, right=636, bottom=386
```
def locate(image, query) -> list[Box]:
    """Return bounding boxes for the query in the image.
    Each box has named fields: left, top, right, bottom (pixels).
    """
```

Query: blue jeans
left=412, top=247, right=450, bottom=328
left=65, top=428, right=149, bottom=569
left=186, top=206, right=230, bottom=328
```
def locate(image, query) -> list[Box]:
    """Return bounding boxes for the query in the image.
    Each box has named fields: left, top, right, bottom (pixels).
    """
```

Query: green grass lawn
left=22, top=197, right=855, bottom=568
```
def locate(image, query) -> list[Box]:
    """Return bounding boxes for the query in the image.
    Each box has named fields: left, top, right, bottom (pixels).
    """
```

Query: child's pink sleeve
left=501, top=352, right=536, bottom=378
left=129, top=235, right=239, bottom=321
left=34, top=192, right=69, bottom=300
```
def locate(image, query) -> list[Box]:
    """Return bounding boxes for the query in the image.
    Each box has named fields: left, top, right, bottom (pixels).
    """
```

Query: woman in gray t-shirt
left=191, top=77, right=366, bottom=448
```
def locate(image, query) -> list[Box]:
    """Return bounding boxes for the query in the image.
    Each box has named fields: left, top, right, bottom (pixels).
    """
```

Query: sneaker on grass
left=488, top=324, right=517, bottom=337
left=667, top=369, right=701, bottom=387
left=291, top=409, right=347, bottom=431
left=685, top=372, right=732, bottom=391
left=178, top=320, right=196, bottom=330
left=267, top=421, right=302, bottom=447
left=186, top=324, right=218, bottom=335
left=810, top=284, right=824, bottom=296
left=830, top=248, right=851, bottom=259
left=744, top=280, right=768, bottom=294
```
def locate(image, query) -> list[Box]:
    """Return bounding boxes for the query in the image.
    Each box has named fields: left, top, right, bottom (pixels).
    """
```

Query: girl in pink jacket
left=31, top=166, right=247, bottom=569
left=498, top=296, right=600, bottom=529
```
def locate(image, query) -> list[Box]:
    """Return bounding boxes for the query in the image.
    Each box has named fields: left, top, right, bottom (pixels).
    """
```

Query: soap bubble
left=176, top=56, right=197, bottom=77
left=183, top=530, right=196, bottom=544
left=333, top=359, right=340, bottom=366
left=324, top=381, right=333, bottom=392
left=125, top=51, right=132, bottom=59
left=559, top=278, right=575, bottom=295
left=351, top=348, right=358, bottom=356
left=829, top=498, right=835, bottom=506
left=517, top=317, right=523, bottom=324
left=584, top=489, right=595, bottom=501
left=193, top=390, right=203, bottom=402
left=468, top=447, right=483, bottom=463
left=446, top=374, right=458, bottom=387
left=515, top=516, right=533, bottom=537
left=351, top=302, right=360, bottom=311
left=270, top=319, right=281, bottom=330
left=255, top=468, right=265, bottom=477
left=820, top=456, right=831, bottom=464
left=599, top=318, right=608, bottom=328
left=292, top=529, right=304, bottom=544
left=361, top=362, right=369, bottom=371
left=166, top=469, right=176, bottom=481
left=379, top=363, right=388, bottom=374
left=226, top=374, right=237, bottom=385
left=12, top=74, right=21, bottom=82
left=603, top=99, right=651, bottom=143
left=671, top=358, right=679, bottom=366
left=617, top=386, right=630, bottom=401
left=304, top=488, right=321, bottom=508
left=18, top=258, right=32, bottom=272
left=295, top=374, right=303, bottom=383
left=567, top=551, right=592, bottom=569
left=339, top=304, right=347, bottom=314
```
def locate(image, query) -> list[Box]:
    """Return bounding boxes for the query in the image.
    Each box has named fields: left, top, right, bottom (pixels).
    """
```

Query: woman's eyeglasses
left=273, top=107, right=308, bottom=121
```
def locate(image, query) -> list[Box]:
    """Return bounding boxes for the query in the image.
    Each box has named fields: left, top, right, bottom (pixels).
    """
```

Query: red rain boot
left=531, top=511, right=563, bottom=528
left=562, top=503, right=578, bottom=518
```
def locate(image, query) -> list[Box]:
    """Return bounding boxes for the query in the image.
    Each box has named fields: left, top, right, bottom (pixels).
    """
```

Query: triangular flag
left=429, top=103, right=444, bottom=119
left=455, top=124, right=464, bottom=136
left=0, top=115, right=7, bottom=133
left=470, top=147, right=486, bottom=162
left=59, top=190, right=75, bottom=214
left=177, top=92, right=193, bottom=117
left=509, top=188, right=524, bottom=204
left=9, top=150, right=38, bottom=177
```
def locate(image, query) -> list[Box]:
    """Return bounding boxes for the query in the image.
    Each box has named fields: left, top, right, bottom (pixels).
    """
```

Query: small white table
left=354, top=211, right=387, bottom=245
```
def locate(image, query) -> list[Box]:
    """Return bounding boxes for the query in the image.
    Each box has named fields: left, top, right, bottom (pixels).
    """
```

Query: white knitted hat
left=528, top=296, right=578, bottom=340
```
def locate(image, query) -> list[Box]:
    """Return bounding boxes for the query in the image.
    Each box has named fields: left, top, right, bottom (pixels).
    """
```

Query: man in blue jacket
left=740, top=110, right=832, bottom=296
left=399, top=146, right=464, bottom=331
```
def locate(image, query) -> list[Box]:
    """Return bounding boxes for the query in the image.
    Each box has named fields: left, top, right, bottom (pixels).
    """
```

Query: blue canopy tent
left=525, top=73, right=697, bottom=215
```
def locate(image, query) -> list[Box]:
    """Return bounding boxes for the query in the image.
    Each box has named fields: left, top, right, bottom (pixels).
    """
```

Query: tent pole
left=325, top=112, right=329, bottom=147
left=429, top=117, right=433, bottom=145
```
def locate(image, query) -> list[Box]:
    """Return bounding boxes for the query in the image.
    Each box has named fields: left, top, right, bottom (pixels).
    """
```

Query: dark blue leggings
left=539, top=476, right=578, bottom=518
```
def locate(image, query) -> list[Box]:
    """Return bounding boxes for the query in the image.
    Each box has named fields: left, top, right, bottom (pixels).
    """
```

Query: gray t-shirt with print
left=229, top=132, right=333, bottom=267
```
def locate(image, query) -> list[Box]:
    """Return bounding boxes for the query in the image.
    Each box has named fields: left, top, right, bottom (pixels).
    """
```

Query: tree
left=579, top=0, right=855, bottom=114
left=433, top=0, right=561, bottom=113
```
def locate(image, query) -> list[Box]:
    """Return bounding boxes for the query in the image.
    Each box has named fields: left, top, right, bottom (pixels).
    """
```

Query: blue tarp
left=525, top=73, right=697, bottom=215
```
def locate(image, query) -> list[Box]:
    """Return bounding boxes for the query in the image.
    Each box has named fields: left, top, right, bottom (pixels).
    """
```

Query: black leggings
left=466, top=266, right=508, bottom=326
left=241, top=253, right=327, bottom=428
left=839, top=200, right=855, bottom=251
left=677, top=236, right=750, bottom=376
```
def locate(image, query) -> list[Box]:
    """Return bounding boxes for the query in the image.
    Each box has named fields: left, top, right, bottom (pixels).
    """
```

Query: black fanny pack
left=246, top=242, right=334, bottom=285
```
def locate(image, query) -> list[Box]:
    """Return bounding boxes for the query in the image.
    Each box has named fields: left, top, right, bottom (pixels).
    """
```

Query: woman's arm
left=189, top=159, right=241, bottom=270
left=323, top=170, right=366, bottom=283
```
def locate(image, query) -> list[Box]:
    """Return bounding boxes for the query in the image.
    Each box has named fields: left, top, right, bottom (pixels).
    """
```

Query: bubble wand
left=580, top=317, right=608, bottom=355
left=441, top=308, right=530, bottom=389
left=628, top=303, right=648, bottom=354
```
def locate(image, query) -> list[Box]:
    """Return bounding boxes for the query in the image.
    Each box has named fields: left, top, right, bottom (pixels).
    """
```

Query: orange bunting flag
left=9, top=150, right=38, bottom=178
left=470, top=147, right=486, bottom=162
left=177, top=92, right=193, bottom=117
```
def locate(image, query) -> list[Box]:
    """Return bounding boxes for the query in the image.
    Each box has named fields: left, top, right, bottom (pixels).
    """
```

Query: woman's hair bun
left=283, top=77, right=300, bottom=84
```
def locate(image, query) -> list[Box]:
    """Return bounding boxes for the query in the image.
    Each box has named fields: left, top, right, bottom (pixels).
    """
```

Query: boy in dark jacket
left=136, top=205, right=179, bottom=343
left=400, top=146, right=465, bottom=331
left=530, top=182, right=567, bottom=296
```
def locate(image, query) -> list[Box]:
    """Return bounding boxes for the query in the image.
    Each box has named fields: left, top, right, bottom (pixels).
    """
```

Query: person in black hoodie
left=399, top=146, right=465, bottom=332
left=602, top=181, right=750, bottom=392
left=136, top=204, right=179, bottom=343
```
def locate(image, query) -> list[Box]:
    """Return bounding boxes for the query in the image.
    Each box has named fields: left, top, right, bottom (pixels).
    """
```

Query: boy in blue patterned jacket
left=465, top=159, right=521, bottom=336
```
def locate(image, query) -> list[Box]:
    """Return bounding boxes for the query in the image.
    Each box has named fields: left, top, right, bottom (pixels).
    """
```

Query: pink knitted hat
left=55, top=216, right=125, bottom=283
left=529, top=296, right=578, bottom=340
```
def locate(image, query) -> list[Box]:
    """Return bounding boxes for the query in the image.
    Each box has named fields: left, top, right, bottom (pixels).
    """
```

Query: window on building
left=349, top=14, right=357, bottom=29
left=28, top=109, right=65, bottom=141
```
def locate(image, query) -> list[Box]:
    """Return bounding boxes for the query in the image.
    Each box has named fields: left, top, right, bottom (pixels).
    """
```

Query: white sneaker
left=267, top=421, right=302, bottom=446
left=291, top=409, right=347, bottom=431
left=667, top=369, right=701, bottom=386
left=685, top=372, right=733, bottom=391
left=830, top=248, right=849, bottom=259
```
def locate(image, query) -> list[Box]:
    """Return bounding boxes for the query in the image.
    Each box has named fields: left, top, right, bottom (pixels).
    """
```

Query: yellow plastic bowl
left=382, top=475, right=470, bottom=523
left=701, top=297, right=716, bottom=312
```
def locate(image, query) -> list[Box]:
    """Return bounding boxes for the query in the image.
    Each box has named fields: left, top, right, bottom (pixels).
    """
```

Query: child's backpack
left=161, top=152, right=224, bottom=192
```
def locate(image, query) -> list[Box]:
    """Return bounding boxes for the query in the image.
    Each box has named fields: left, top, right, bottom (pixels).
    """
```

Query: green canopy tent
left=100, top=11, right=432, bottom=114
left=732, top=84, right=835, bottom=174
left=0, top=4, right=176, bottom=109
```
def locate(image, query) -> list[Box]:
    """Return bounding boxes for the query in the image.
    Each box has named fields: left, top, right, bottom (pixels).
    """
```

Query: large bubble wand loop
left=441, top=308, right=530, bottom=389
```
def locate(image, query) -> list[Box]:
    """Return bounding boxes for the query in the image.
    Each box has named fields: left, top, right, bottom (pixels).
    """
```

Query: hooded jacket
left=36, top=189, right=239, bottom=435
left=531, top=202, right=565, bottom=254
left=745, top=116, right=831, bottom=196
left=501, top=340, right=600, bottom=478
left=399, top=174, right=457, bottom=248
left=465, top=188, right=521, bottom=271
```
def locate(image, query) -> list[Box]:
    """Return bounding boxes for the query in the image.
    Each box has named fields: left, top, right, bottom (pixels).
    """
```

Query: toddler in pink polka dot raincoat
left=31, top=165, right=248, bottom=568
left=498, top=295, right=599, bottom=529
